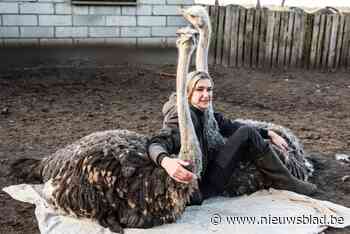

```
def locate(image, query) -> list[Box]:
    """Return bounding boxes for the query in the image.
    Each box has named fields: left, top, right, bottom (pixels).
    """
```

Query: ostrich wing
left=41, top=130, right=150, bottom=183
left=38, top=129, right=191, bottom=232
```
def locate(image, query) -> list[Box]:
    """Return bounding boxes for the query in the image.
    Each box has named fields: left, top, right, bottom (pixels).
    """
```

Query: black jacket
left=148, top=105, right=269, bottom=176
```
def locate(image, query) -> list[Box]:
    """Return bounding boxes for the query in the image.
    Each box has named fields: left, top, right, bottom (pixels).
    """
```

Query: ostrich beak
left=176, top=26, right=198, bottom=48
left=179, top=7, right=193, bottom=23
left=179, top=8, right=186, bottom=15
left=176, top=26, right=199, bottom=37
left=180, top=9, right=206, bottom=30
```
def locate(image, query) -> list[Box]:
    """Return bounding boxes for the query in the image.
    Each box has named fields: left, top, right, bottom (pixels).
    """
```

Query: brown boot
left=256, top=145, right=317, bottom=196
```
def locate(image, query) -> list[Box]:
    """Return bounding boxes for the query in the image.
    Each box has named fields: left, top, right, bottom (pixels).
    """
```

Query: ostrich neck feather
left=177, top=43, right=203, bottom=177
left=194, top=9, right=226, bottom=151
left=196, top=25, right=211, bottom=72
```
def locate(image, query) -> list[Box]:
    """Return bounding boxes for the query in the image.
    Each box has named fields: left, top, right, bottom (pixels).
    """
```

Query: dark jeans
left=200, top=125, right=269, bottom=198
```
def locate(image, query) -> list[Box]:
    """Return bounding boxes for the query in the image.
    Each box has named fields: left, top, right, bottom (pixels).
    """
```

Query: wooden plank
left=222, top=6, right=233, bottom=67
left=344, top=16, right=350, bottom=67
left=237, top=8, right=246, bottom=67
left=305, top=14, right=314, bottom=68
left=278, top=11, right=288, bottom=67
left=209, top=5, right=219, bottom=66
left=244, top=8, right=254, bottom=67
left=335, top=15, right=345, bottom=68
left=258, top=8, right=268, bottom=68
left=265, top=10, right=275, bottom=68
left=252, top=9, right=261, bottom=68
left=283, top=11, right=290, bottom=67
left=340, top=15, right=350, bottom=67
left=316, top=14, right=326, bottom=68
left=348, top=30, right=350, bottom=68
left=208, top=6, right=213, bottom=65
left=291, top=11, right=301, bottom=67
left=348, top=43, right=350, bottom=68
left=321, top=15, right=332, bottom=68
left=344, top=14, right=350, bottom=68
left=272, top=11, right=281, bottom=67
left=299, top=13, right=308, bottom=68
left=310, top=14, right=321, bottom=69
left=285, top=11, right=294, bottom=67
left=328, top=15, right=339, bottom=68
left=229, top=6, right=240, bottom=67
left=216, top=6, right=226, bottom=65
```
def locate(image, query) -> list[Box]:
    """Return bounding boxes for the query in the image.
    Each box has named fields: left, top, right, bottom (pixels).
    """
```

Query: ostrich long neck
left=196, top=24, right=211, bottom=72
left=177, top=45, right=202, bottom=176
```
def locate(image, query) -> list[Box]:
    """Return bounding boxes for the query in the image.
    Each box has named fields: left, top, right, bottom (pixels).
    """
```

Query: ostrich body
left=12, top=28, right=199, bottom=233
left=181, top=6, right=313, bottom=196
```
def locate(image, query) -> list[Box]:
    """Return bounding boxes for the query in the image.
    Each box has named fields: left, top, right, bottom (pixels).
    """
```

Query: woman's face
left=190, top=78, right=213, bottom=111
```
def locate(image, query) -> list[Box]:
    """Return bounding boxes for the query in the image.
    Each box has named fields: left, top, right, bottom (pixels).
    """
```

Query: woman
left=148, top=71, right=317, bottom=204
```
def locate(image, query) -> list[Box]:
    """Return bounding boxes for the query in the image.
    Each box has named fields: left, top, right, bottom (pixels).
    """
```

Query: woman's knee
left=236, top=125, right=256, bottom=137
left=225, top=125, right=260, bottom=148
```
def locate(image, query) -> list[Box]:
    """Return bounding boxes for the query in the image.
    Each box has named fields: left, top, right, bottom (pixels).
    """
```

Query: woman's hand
left=161, top=156, right=196, bottom=184
left=268, top=130, right=289, bottom=153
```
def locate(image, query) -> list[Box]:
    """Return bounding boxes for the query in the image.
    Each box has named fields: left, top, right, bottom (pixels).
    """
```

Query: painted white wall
left=0, top=0, right=195, bottom=47
left=195, top=0, right=350, bottom=8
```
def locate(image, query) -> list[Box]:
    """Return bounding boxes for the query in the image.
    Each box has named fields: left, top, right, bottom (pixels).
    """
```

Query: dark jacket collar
left=190, top=105, right=205, bottom=117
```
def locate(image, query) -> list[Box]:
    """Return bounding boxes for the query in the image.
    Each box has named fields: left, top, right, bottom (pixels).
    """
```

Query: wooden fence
left=208, top=5, right=350, bottom=69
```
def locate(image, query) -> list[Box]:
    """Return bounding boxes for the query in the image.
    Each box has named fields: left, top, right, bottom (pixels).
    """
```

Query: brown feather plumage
left=21, top=130, right=193, bottom=233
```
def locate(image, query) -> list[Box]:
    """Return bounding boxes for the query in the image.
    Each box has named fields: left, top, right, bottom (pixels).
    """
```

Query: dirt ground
left=0, top=47, right=349, bottom=234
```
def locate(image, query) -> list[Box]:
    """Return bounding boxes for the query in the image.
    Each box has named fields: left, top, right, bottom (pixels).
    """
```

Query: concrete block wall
left=0, top=0, right=194, bottom=47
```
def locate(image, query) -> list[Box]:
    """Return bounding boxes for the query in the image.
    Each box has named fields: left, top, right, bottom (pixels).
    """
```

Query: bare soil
left=0, top=47, right=349, bottom=234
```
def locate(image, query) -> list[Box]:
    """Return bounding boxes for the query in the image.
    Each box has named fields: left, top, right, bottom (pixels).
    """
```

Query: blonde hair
left=186, top=71, right=213, bottom=103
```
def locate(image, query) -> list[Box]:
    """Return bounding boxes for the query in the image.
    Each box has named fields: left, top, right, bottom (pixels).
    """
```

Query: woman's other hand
left=268, top=130, right=289, bottom=153
left=161, top=157, right=196, bottom=184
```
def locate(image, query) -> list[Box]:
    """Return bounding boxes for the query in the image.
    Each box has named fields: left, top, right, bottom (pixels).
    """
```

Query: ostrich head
left=181, top=6, right=211, bottom=77
left=181, top=6, right=211, bottom=33
left=176, top=27, right=198, bottom=54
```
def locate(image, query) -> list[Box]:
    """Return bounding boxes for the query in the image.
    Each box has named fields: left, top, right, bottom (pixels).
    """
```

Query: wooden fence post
left=284, top=11, right=294, bottom=67
left=298, top=13, right=306, bottom=68
left=334, top=15, right=345, bottom=69
left=209, top=5, right=219, bottom=66
left=272, top=11, right=281, bottom=67
left=216, top=6, right=226, bottom=65
left=237, top=7, right=246, bottom=67
left=290, top=12, right=298, bottom=67
left=322, top=15, right=332, bottom=68
left=252, top=9, right=261, bottom=68
left=341, top=15, right=350, bottom=68
left=258, top=8, right=268, bottom=68
left=301, top=13, right=313, bottom=68
left=223, top=5, right=233, bottom=67
left=278, top=11, right=288, bottom=67
left=310, top=14, right=320, bottom=69
left=229, top=6, right=240, bottom=67
left=265, top=10, right=275, bottom=68
left=328, top=14, right=339, bottom=68
left=316, top=15, right=326, bottom=68
left=244, top=8, right=254, bottom=67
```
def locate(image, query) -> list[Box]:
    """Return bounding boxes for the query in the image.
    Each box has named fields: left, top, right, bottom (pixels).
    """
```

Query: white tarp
left=195, top=0, right=350, bottom=8
left=3, top=183, right=350, bottom=234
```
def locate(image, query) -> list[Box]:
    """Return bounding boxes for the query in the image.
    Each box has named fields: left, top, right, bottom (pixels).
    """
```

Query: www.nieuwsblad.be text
left=210, top=213, right=344, bottom=226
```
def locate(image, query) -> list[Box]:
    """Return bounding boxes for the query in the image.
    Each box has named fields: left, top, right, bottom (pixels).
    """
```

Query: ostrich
left=180, top=6, right=313, bottom=196
left=11, top=28, right=200, bottom=233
